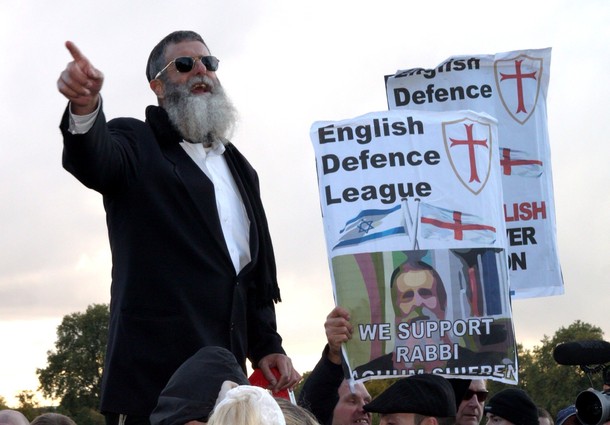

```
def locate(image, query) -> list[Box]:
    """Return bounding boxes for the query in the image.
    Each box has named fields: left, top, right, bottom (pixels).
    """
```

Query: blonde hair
left=275, top=398, right=321, bottom=425
left=207, top=385, right=285, bottom=425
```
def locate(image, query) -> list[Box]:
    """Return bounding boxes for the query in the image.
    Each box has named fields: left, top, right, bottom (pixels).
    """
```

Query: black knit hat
left=448, top=378, right=472, bottom=409
left=364, top=374, right=456, bottom=417
left=150, top=346, right=249, bottom=425
left=484, top=388, right=538, bottom=425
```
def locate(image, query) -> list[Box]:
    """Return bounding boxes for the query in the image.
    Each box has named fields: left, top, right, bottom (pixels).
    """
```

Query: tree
left=523, top=320, right=605, bottom=414
left=15, top=390, right=38, bottom=421
left=37, top=304, right=109, bottom=420
left=0, top=395, right=8, bottom=410
left=488, top=320, right=605, bottom=417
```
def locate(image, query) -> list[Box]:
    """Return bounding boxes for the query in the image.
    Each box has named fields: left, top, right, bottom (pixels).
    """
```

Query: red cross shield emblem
left=442, top=118, right=493, bottom=195
left=494, top=54, right=543, bottom=125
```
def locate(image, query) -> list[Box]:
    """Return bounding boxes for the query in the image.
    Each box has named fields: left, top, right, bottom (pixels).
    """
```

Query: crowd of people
left=4, top=27, right=603, bottom=425
left=3, top=303, right=607, bottom=425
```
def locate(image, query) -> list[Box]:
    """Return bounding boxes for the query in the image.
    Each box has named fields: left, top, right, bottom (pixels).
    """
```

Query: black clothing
left=298, top=345, right=345, bottom=425
left=61, top=105, right=285, bottom=416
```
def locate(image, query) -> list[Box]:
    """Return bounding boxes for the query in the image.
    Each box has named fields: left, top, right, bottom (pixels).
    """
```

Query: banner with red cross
left=385, top=48, right=561, bottom=299
left=310, top=109, right=517, bottom=384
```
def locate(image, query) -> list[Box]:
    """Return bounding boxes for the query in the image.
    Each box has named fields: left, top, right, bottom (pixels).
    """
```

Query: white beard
left=163, top=75, right=238, bottom=145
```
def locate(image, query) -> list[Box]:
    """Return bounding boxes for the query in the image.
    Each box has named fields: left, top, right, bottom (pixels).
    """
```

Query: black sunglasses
left=155, top=56, right=220, bottom=79
left=463, top=389, right=489, bottom=402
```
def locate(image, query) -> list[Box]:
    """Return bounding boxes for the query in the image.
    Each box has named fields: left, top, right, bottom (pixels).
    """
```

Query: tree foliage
left=36, top=304, right=109, bottom=418
left=15, top=390, right=38, bottom=421
left=488, top=320, right=605, bottom=417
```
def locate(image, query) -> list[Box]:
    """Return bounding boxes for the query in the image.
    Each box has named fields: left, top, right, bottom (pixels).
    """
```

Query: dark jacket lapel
left=145, top=106, right=231, bottom=263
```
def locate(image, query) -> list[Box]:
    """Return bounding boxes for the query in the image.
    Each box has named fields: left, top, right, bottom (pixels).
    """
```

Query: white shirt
left=180, top=141, right=251, bottom=273
left=68, top=105, right=251, bottom=273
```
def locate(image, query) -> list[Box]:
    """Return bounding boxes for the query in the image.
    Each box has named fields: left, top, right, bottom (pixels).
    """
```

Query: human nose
left=466, top=394, right=479, bottom=406
left=192, top=57, right=210, bottom=75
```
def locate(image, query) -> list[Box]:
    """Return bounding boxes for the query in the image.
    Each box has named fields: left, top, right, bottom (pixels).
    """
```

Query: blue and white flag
left=334, top=205, right=407, bottom=249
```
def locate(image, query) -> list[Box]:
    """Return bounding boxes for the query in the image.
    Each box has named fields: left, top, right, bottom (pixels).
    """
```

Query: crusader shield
left=442, top=118, right=493, bottom=195
left=494, top=54, right=543, bottom=125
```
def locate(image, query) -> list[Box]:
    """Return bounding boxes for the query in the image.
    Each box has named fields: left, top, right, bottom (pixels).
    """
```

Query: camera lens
left=576, top=389, right=610, bottom=425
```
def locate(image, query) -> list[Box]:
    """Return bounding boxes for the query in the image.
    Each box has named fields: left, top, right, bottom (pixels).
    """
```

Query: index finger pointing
left=65, top=41, right=88, bottom=63
left=65, top=40, right=102, bottom=80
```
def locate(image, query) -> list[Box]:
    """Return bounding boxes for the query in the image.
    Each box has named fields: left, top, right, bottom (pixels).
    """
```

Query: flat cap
left=150, top=346, right=249, bottom=425
left=364, top=374, right=456, bottom=417
left=556, top=405, right=579, bottom=425
left=483, top=388, right=538, bottom=425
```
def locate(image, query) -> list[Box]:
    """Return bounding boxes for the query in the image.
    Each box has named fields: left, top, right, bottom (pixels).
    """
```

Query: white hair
left=208, top=385, right=286, bottom=425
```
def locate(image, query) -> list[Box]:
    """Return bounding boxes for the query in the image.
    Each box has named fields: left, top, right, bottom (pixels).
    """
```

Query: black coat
left=60, top=104, right=284, bottom=416
left=298, top=345, right=345, bottom=425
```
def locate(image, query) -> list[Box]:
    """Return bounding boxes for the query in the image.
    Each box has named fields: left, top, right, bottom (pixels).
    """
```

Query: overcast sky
left=1, top=0, right=609, bottom=407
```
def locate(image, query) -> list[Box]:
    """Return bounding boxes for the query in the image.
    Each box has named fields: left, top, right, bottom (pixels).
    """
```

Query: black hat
left=150, top=346, right=249, bottom=425
left=448, top=378, right=472, bottom=409
left=484, top=388, right=538, bottom=425
left=556, top=405, right=579, bottom=425
left=364, top=374, right=456, bottom=417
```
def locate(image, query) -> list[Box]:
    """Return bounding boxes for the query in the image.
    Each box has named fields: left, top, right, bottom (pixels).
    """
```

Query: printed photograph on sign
left=310, top=109, right=517, bottom=384
left=331, top=249, right=515, bottom=382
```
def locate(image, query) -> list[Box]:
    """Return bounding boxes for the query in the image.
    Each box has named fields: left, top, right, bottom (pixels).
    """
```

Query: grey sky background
left=1, top=0, right=609, bottom=406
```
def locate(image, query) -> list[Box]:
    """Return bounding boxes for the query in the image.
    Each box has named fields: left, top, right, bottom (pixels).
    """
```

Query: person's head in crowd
left=364, top=373, right=456, bottom=425
left=332, top=379, right=372, bottom=425
left=538, top=407, right=553, bottom=425
left=483, top=388, right=538, bottom=425
left=275, top=398, right=320, bottom=425
left=390, top=258, right=447, bottom=325
left=452, top=379, right=488, bottom=425
left=555, top=406, right=581, bottom=425
left=30, top=413, right=76, bottom=425
left=207, top=385, right=285, bottom=425
left=150, top=346, right=249, bottom=425
left=0, top=410, right=29, bottom=425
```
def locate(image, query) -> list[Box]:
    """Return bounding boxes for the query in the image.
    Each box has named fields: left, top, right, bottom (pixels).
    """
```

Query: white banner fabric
left=385, top=48, right=562, bottom=299
left=311, top=109, right=517, bottom=384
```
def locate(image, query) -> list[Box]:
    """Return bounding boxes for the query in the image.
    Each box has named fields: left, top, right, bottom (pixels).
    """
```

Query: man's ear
left=421, top=417, right=439, bottom=425
left=150, top=79, right=165, bottom=99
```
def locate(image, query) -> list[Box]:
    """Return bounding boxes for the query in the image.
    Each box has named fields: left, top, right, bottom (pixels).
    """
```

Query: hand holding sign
left=325, top=306, right=353, bottom=364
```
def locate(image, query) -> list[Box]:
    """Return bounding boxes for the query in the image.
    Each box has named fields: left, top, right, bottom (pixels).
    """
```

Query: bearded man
left=57, top=31, right=300, bottom=425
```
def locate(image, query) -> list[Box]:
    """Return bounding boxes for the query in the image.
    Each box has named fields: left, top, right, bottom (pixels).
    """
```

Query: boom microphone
left=553, top=340, right=610, bottom=366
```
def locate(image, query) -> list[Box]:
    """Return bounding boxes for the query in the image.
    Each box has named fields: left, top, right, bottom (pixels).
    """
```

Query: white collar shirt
left=179, top=141, right=251, bottom=273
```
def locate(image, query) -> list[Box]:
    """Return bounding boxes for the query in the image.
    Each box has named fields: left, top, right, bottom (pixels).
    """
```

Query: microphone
left=553, top=340, right=610, bottom=366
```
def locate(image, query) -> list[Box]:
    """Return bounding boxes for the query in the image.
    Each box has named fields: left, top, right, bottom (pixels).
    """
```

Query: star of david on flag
left=333, top=204, right=407, bottom=250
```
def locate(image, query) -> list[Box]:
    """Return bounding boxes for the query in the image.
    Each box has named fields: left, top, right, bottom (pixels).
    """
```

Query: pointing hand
left=57, top=41, right=104, bottom=115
